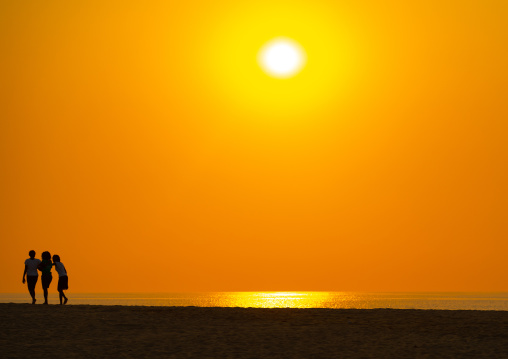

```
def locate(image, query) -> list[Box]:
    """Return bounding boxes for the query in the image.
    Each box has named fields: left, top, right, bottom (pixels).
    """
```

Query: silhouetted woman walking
left=38, top=251, right=53, bottom=304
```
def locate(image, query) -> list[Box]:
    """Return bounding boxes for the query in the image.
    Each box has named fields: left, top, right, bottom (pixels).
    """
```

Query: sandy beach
left=1, top=303, right=507, bottom=358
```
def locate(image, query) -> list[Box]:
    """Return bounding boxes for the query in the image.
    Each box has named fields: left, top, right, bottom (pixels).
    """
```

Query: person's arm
left=22, top=265, right=27, bottom=283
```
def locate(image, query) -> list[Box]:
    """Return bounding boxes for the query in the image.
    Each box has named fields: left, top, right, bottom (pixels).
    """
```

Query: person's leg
left=59, top=290, right=63, bottom=305
left=59, top=276, right=68, bottom=304
left=43, top=287, right=48, bottom=304
left=42, top=275, right=52, bottom=304
left=29, top=288, right=36, bottom=303
left=27, top=277, right=37, bottom=304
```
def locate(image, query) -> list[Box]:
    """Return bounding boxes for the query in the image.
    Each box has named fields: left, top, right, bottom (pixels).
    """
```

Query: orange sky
left=1, top=0, right=507, bottom=293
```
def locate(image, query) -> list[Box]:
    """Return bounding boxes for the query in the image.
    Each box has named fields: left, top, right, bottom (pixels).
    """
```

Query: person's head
left=52, top=254, right=60, bottom=263
left=41, top=251, right=51, bottom=261
left=28, top=250, right=36, bottom=259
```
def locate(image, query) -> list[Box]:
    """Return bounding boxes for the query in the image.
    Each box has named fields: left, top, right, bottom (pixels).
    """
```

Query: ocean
left=1, top=292, right=507, bottom=310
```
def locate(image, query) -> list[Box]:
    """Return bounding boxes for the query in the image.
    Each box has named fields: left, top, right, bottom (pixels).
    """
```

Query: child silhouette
left=52, top=254, right=69, bottom=305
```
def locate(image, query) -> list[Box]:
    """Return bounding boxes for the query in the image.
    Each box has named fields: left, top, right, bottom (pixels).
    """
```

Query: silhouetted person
left=22, top=250, right=41, bottom=304
left=52, top=255, right=68, bottom=305
left=38, top=251, right=53, bottom=305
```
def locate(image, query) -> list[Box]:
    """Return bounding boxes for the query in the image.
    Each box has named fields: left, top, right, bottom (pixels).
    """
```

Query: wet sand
left=1, top=303, right=507, bottom=358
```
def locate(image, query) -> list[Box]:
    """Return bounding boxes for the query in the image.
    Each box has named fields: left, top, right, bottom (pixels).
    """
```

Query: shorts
left=27, top=276, right=38, bottom=291
left=41, top=274, right=52, bottom=289
left=58, top=276, right=69, bottom=291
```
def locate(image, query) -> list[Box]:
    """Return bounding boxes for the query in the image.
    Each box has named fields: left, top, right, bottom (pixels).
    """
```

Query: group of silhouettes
left=22, top=250, right=69, bottom=305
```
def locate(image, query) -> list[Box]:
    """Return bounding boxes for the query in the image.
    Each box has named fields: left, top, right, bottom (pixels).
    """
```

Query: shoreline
left=2, top=291, right=507, bottom=311
left=2, top=303, right=507, bottom=358
left=2, top=302, right=508, bottom=311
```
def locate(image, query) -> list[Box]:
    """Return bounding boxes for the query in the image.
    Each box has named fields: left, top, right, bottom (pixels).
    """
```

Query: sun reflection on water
left=1, top=292, right=507, bottom=309
left=226, top=292, right=339, bottom=308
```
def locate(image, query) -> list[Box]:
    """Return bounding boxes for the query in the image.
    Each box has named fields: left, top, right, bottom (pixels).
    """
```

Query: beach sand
left=1, top=303, right=507, bottom=358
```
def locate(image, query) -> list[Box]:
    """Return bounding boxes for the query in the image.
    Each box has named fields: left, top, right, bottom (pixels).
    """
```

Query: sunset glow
left=1, top=0, right=507, bottom=293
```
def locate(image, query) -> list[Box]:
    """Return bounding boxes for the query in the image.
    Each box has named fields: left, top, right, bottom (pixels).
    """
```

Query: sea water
left=1, top=292, right=507, bottom=310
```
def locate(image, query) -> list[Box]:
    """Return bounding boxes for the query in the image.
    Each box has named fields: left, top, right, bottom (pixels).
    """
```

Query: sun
left=258, top=37, right=307, bottom=78
left=195, top=1, right=357, bottom=117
